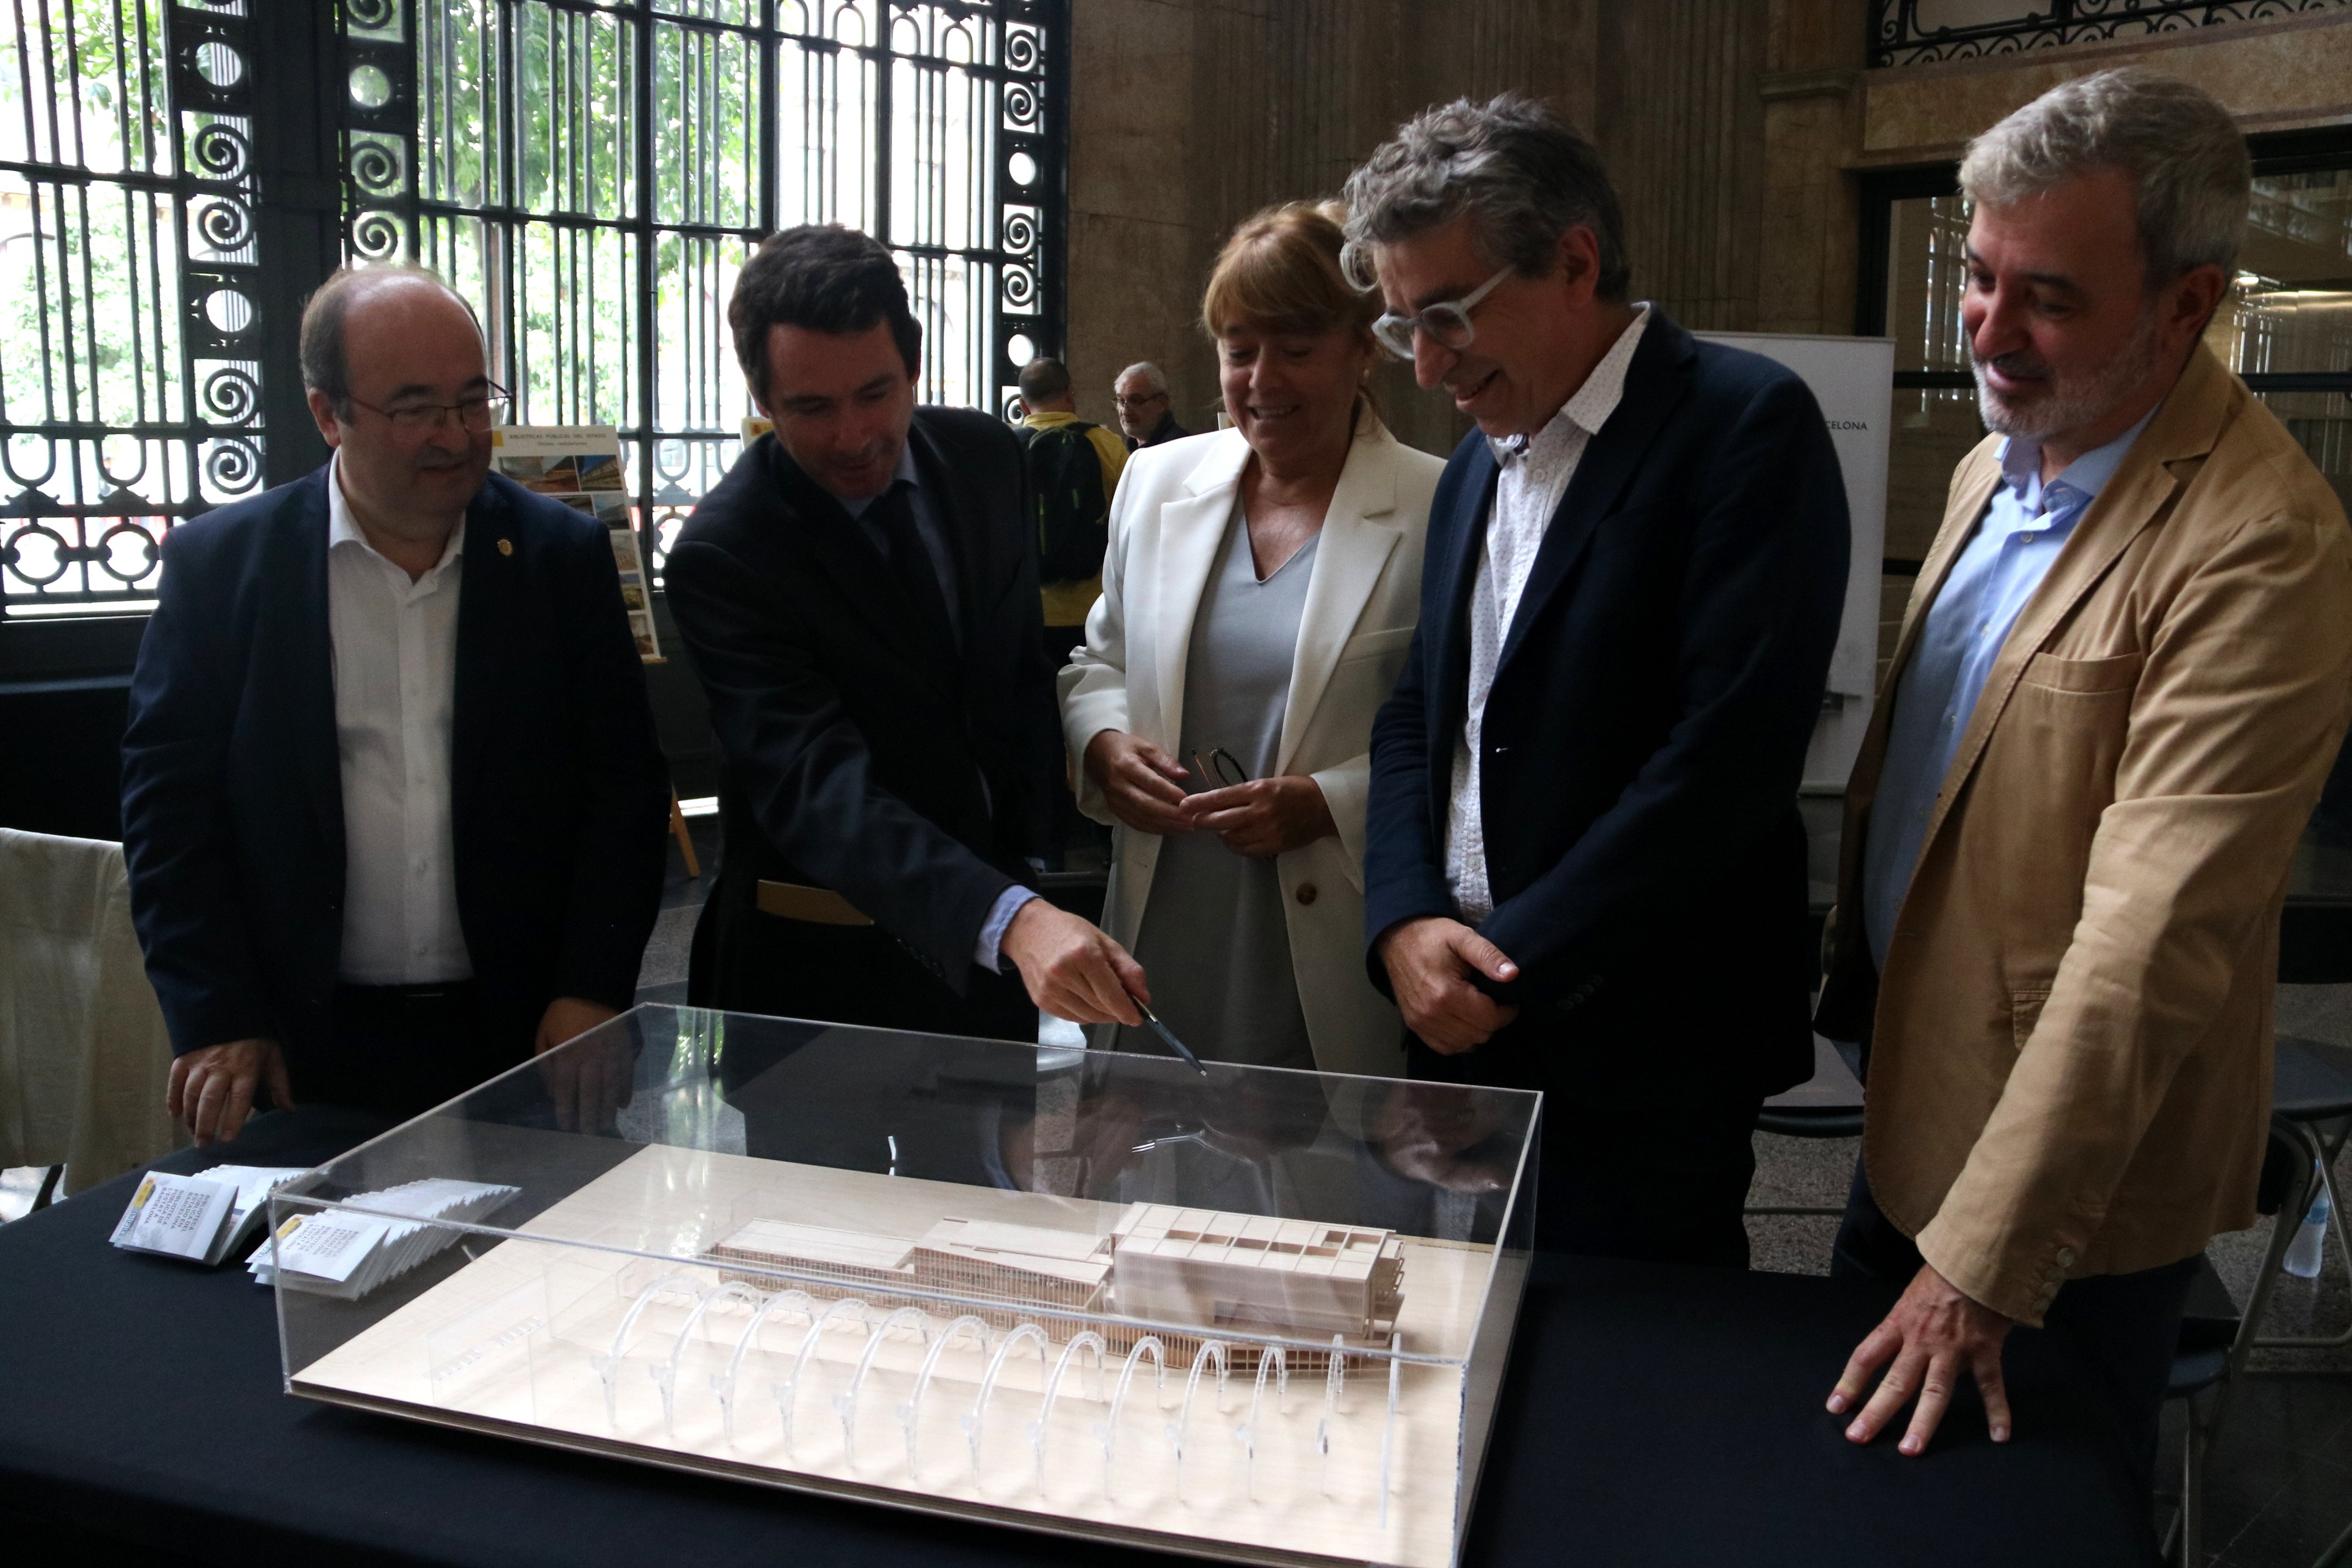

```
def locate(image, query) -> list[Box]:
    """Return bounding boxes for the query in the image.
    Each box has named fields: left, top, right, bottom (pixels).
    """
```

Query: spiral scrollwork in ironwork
left=346, top=0, right=399, bottom=32
left=201, top=365, right=261, bottom=425
left=350, top=135, right=404, bottom=197
left=351, top=208, right=406, bottom=261
left=1001, top=83, right=1038, bottom=130
left=197, top=194, right=254, bottom=253
left=1003, top=24, right=1042, bottom=72
left=1000, top=265, right=1036, bottom=309
left=188, top=119, right=252, bottom=182
left=203, top=437, right=262, bottom=496
left=1001, top=209, right=1037, bottom=257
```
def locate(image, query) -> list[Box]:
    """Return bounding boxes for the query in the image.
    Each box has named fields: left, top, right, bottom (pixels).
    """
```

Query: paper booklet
left=110, top=1165, right=311, bottom=1266
left=249, top=1177, right=520, bottom=1300
left=486, top=424, right=661, bottom=660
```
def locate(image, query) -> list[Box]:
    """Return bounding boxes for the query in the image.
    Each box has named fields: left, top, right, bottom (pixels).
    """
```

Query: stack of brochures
left=248, top=1177, right=520, bottom=1300
left=110, top=1165, right=311, bottom=1266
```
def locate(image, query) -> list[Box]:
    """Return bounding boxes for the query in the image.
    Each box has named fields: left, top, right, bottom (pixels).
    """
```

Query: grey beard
left=1972, top=304, right=2164, bottom=442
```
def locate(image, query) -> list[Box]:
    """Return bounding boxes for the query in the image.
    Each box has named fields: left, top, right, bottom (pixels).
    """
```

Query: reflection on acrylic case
left=270, top=1007, right=1538, bottom=1568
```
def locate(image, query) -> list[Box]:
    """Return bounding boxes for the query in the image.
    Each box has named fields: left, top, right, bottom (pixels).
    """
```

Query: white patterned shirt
left=1445, top=305, right=1651, bottom=922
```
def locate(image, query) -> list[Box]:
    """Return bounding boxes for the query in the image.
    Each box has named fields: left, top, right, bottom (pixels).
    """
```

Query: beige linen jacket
left=1816, top=345, right=2352, bottom=1325
left=1058, top=417, right=1444, bottom=1078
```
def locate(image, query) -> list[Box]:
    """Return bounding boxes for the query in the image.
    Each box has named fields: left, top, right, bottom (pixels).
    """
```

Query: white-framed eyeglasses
left=1369, top=265, right=1513, bottom=361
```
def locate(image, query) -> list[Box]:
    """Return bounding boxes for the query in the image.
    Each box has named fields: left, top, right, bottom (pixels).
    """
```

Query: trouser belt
left=755, top=880, right=874, bottom=927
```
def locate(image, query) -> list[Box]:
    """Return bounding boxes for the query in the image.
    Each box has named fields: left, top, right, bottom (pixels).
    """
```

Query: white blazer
left=1059, top=416, right=1444, bottom=1078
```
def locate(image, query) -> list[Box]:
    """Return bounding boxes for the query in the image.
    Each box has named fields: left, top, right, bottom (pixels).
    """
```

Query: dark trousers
left=1833, top=1160, right=2198, bottom=1494
left=289, top=981, right=527, bottom=1119
left=1407, top=1026, right=1763, bottom=1266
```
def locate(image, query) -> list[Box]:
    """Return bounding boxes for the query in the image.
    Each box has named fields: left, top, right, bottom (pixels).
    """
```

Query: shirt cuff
left=976, top=886, right=1039, bottom=973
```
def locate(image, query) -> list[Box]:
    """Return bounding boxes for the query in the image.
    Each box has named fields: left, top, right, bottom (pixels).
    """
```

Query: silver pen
left=1125, top=990, right=1210, bottom=1075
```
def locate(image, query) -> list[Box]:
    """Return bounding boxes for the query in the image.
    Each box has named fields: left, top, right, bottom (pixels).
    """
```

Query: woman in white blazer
left=1059, top=203, right=1443, bottom=1078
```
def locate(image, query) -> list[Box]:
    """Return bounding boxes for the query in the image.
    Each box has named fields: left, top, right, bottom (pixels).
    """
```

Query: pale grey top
left=1120, top=502, right=1320, bottom=1070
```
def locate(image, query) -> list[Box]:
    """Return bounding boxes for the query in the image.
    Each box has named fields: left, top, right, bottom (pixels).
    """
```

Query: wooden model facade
left=705, top=1201, right=1405, bottom=1366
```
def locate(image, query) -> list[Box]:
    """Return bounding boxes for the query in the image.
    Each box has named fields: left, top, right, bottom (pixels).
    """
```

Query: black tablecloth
left=0, top=1110, right=2158, bottom=1567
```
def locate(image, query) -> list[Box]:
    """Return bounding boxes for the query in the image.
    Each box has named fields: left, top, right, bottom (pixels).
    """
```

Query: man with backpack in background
left=1017, top=356, right=1129, bottom=869
left=1015, top=357, right=1128, bottom=668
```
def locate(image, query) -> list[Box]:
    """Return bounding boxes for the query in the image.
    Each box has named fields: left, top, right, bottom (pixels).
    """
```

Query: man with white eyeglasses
left=1349, top=94, right=1850, bottom=1262
left=123, top=265, right=671, bottom=1145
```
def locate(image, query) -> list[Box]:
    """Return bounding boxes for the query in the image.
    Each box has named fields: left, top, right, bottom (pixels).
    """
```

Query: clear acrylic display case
left=268, top=1006, right=1539, bottom=1568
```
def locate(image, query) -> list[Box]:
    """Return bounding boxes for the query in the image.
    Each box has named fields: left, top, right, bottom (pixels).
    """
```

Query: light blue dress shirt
left=841, top=442, right=1037, bottom=977
left=1861, top=410, right=2155, bottom=971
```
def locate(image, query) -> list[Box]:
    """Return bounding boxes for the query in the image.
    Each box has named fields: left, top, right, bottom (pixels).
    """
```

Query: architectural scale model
left=282, top=1146, right=1517, bottom=1568
left=705, top=1202, right=1406, bottom=1368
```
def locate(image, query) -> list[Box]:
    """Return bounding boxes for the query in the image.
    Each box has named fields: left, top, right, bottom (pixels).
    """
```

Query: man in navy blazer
left=122, top=267, right=669, bottom=1143
left=667, top=226, right=1147, bottom=1043
left=1347, top=96, right=1848, bottom=1263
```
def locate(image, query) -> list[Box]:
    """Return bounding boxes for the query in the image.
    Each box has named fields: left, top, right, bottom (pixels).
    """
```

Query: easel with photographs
left=489, top=426, right=699, bottom=876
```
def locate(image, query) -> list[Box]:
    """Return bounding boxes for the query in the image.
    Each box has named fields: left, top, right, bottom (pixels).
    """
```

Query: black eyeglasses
left=1191, top=747, right=1250, bottom=788
left=346, top=380, right=513, bottom=433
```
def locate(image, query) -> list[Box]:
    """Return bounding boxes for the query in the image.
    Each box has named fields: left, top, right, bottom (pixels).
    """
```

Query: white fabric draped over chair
left=0, top=827, right=185, bottom=1195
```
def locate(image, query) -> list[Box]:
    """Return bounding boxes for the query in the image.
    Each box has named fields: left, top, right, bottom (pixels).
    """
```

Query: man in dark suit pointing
left=667, top=225, right=1145, bottom=1038
left=122, top=266, right=671, bottom=1142
left=1351, top=96, right=1849, bottom=1262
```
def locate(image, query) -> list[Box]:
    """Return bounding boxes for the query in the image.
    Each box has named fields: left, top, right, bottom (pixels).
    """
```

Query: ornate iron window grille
left=1, top=0, right=268, bottom=618
left=336, top=0, right=1066, bottom=582
left=1870, top=0, right=2352, bottom=68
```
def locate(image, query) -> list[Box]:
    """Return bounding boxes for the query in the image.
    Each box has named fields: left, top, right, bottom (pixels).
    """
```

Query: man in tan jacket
left=1815, top=68, right=2352, bottom=1489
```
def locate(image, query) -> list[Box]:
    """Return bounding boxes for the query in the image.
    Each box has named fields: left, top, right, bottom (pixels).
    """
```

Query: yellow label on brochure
left=491, top=429, right=505, bottom=446
left=274, top=1215, right=305, bottom=1240
left=130, top=1176, right=156, bottom=1208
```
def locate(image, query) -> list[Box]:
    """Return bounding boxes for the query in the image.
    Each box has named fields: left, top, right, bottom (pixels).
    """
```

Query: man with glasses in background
left=1351, top=95, right=1849, bottom=1261
left=1112, top=361, right=1190, bottom=451
left=123, top=265, right=671, bottom=1144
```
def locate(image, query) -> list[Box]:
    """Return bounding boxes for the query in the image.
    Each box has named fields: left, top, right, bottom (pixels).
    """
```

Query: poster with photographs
left=489, top=425, right=661, bottom=660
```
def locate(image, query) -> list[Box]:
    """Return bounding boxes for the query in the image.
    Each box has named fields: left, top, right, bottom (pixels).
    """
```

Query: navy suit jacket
left=663, top=409, right=1055, bottom=1028
left=121, top=466, right=671, bottom=1077
left=1364, top=312, right=1849, bottom=1096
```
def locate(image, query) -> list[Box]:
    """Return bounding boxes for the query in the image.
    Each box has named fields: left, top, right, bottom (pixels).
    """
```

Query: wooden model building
left=705, top=1201, right=1404, bottom=1366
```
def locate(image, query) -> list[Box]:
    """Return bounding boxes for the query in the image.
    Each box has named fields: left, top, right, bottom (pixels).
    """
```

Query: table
left=0, top=1109, right=2158, bottom=1567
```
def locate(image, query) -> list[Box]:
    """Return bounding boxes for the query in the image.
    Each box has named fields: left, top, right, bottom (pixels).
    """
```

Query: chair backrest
left=0, top=827, right=185, bottom=1192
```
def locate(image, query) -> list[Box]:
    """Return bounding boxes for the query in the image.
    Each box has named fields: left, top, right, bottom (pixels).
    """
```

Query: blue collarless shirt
left=1861, top=409, right=2155, bottom=972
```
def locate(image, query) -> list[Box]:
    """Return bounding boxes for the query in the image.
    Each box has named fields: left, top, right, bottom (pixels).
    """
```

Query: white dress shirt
left=327, top=454, right=473, bottom=984
left=1445, top=304, right=1651, bottom=923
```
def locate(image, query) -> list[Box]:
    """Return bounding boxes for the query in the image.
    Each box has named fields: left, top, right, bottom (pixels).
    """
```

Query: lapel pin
left=497, top=538, right=513, bottom=556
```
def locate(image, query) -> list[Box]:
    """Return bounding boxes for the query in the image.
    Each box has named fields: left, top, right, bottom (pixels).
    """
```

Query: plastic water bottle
left=2285, top=1159, right=2332, bottom=1280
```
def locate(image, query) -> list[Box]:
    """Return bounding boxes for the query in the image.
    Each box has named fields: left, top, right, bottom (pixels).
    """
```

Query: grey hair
left=1341, top=92, right=1631, bottom=300
left=300, top=264, right=481, bottom=407
left=1115, top=361, right=1168, bottom=395
left=1959, top=68, right=2250, bottom=288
